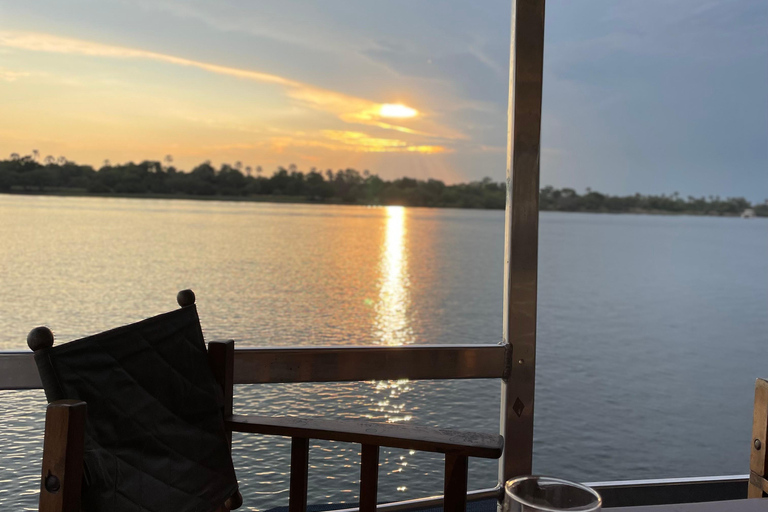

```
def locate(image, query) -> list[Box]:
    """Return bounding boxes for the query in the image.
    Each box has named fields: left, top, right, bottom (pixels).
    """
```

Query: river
left=1, top=194, right=766, bottom=510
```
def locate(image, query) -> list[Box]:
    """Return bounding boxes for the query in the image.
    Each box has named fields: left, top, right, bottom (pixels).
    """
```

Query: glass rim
left=504, top=475, right=602, bottom=512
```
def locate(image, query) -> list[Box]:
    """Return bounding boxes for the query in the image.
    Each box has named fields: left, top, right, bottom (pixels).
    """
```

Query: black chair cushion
left=34, top=305, right=238, bottom=512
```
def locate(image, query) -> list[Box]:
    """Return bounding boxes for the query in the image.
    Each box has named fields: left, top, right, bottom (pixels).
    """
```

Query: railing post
left=749, top=378, right=768, bottom=498
left=359, top=444, right=380, bottom=512
left=289, top=437, right=310, bottom=512
left=444, top=453, right=469, bottom=512
left=499, top=0, right=546, bottom=494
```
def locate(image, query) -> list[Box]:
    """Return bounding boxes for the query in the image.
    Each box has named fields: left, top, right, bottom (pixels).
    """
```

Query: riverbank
left=3, top=157, right=765, bottom=215
left=2, top=189, right=765, bottom=217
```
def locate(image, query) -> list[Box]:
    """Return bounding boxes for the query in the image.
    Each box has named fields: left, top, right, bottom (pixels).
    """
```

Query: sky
left=0, top=0, right=766, bottom=200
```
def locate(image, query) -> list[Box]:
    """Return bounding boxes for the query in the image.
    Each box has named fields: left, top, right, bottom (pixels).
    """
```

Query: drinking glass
left=503, top=476, right=602, bottom=512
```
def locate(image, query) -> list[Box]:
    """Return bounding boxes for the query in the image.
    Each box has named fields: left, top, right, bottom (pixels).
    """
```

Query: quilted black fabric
left=34, top=305, right=239, bottom=512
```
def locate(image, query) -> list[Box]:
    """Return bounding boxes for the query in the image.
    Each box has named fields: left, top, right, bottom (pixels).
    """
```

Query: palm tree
left=44, top=155, right=55, bottom=165
left=164, top=154, right=173, bottom=167
left=32, top=149, right=39, bottom=161
left=10, top=153, right=19, bottom=161
left=256, top=165, right=263, bottom=177
left=234, top=161, right=243, bottom=171
left=57, top=156, right=67, bottom=165
left=103, top=159, right=111, bottom=167
left=245, top=166, right=252, bottom=177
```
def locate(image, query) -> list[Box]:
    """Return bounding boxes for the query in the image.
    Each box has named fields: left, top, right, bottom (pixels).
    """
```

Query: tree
left=10, top=153, right=19, bottom=160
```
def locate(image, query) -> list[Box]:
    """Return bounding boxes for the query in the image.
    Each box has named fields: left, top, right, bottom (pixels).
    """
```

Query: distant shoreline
left=2, top=190, right=761, bottom=218
left=2, top=155, right=764, bottom=216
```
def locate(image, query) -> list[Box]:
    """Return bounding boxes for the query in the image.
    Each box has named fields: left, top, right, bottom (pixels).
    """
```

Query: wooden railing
left=208, top=340, right=506, bottom=512
left=1, top=342, right=511, bottom=512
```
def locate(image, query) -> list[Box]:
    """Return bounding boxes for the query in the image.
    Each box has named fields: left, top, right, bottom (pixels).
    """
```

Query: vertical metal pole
left=499, top=0, right=546, bottom=491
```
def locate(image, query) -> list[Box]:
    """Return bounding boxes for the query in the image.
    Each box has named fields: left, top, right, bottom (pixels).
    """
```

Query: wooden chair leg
left=749, top=378, right=768, bottom=498
left=359, top=444, right=379, bottom=512
left=39, top=400, right=87, bottom=512
left=444, top=453, right=468, bottom=512
left=289, top=437, right=310, bottom=512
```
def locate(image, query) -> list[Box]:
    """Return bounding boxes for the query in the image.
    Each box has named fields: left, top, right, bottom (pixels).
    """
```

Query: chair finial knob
left=28, top=326, right=54, bottom=351
left=226, top=490, right=244, bottom=510
left=177, top=289, right=196, bottom=307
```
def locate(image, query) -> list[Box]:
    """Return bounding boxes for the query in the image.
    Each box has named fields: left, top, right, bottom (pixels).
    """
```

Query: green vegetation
left=1, top=154, right=765, bottom=216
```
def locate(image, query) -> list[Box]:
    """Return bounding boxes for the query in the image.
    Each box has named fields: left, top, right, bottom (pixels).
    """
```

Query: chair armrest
left=227, top=415, right=502, bottom=459
left=39, top=400, right=87, bottom=512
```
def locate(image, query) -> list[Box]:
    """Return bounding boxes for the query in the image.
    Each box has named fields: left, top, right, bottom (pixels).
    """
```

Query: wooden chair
left=29, top=290, right=243, bottom=512
left=749, top=378, right=768, bottom=498
left=30, top=290, right=503, bottom=512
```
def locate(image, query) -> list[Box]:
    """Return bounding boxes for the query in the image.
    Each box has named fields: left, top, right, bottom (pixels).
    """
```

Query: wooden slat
left=229, top=415, right=503, bottom=459
left=444, top=454, right=469, bottom=512
left=749, top=378, right=768, bottom=498
left=289, top=437, right=310, bottom=512
left=232, top=345, right=506, bottom=384
left=39, top=400, right=87, bottom=512
left=749, top=472, right=768, bottom=495
left=360, top=444, right=379, bottom=512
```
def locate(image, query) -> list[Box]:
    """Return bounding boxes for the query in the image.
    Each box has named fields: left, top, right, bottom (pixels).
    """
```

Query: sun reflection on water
left=374, top=206, right=412, bottom=347
left=370, top=206, right=415, bottom=491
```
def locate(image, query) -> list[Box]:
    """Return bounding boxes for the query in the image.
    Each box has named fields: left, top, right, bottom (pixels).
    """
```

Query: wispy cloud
left=0, top=67, right=31, bottom=82
left=0, top=31, right=461, bottom=143
left=321, top=131, right=449, bottom=153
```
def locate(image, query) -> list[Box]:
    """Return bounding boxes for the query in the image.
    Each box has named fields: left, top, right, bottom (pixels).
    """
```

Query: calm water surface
left=1, top=195, right=766, bottom=510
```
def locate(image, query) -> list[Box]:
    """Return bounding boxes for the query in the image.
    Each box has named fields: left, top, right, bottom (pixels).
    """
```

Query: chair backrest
left=29, top=295, right=239, bottom=512
left=749, top=377, right=768, bottom=498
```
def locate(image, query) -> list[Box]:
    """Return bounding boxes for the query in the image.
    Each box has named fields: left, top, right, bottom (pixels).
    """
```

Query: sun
left=378, top=104, right=418, bottom=118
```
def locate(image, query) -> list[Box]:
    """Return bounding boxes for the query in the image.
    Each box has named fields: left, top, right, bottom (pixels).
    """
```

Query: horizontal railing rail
left=0, top=344, right=508, bottom=390
left=232, top=344, right=507, bottom=384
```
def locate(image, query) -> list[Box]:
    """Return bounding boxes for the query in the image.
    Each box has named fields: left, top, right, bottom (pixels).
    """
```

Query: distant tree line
left=1, top=153, right=765, bottom=216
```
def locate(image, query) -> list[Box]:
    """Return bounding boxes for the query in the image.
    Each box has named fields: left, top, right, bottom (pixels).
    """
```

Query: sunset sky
left=1, top=0, right=766, bottom=200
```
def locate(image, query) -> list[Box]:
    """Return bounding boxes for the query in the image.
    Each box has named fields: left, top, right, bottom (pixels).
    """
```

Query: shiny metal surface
left=0, top=352, right=40, bottom=389
left=500, top=0, right=546, bottom=484
left=587, top=475, right=749, bottom=508
left=233, top=344, right=507, bottom=384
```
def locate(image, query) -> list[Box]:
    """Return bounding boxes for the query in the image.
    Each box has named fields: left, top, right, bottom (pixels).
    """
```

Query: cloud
left=0, top=67, right=31, bottom=82
left=321, top=131, right=449, bottom=153
left=241, top=130, right=449, bottom=154
left=0, top=31, right=461, bottom=141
